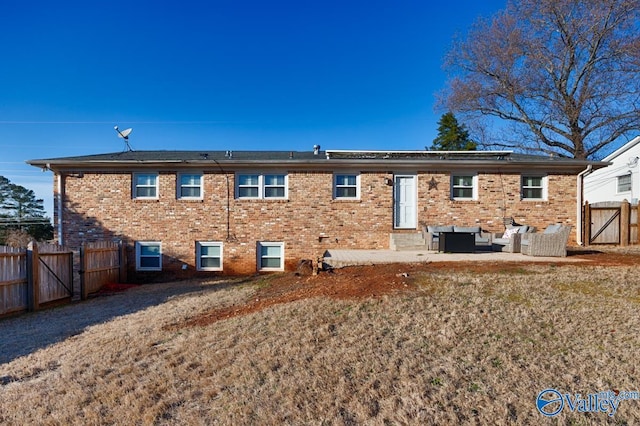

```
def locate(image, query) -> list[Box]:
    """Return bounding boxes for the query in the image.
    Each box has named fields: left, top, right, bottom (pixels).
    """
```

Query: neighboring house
left=584, top=136, right=640, bottom=205
left=28, top=149, right=604, bottom=277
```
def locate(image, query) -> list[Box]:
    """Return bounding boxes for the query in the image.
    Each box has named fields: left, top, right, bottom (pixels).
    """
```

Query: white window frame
left=136, top=241, right=162, bottom=271
left=333, top=173, right=360, bottom=199
left=133, top=173, right=159, bottom=199
left=451, top=173, right=477, bottom=200
left=257, top=242, right=284, bottom=271
left=521, top=175, right=548, bottom=201
left=177, top=172, right=204, bottom=200
left=236, top=173, right=288, bottom=199
left=196, top=241, right=223, bottom=271
left=617, top=174, right=632, bottom=193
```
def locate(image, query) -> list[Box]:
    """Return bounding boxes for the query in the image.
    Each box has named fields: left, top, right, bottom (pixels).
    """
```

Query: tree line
left=0, top=176, right=53, bottom=246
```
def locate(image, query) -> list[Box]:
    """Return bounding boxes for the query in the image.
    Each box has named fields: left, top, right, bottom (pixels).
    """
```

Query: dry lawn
left=1, top=250, right=640, bottom=425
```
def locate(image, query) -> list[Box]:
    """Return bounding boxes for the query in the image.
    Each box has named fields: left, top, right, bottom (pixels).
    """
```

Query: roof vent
left=313, top=145, right=320, bottom=155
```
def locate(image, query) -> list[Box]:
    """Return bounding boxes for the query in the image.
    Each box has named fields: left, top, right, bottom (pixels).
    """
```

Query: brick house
left=28, top=149, right=604, bottom=278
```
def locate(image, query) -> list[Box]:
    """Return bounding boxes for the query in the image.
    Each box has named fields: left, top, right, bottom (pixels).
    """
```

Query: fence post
left=621, top=199, right=630, bottom=247
left=583, top=201, right=591, bottom=246
left=80, top=243, right=87, bottom=300
left=118, top=240, right=128, bottom=283
left=27, top=241, right=40, bottom=312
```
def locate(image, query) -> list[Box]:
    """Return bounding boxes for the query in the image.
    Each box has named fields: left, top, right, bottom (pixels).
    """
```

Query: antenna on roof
left=114, top=125, right=134, bottom=151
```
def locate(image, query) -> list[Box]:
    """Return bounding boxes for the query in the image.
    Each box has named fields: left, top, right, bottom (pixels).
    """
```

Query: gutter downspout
left=576, top=165, right=593, bottom=246
left=56, top=173, right=64, bottom=246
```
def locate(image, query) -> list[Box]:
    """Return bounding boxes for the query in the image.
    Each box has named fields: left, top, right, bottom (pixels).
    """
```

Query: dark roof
left=27, top=149, right=607, bottom=173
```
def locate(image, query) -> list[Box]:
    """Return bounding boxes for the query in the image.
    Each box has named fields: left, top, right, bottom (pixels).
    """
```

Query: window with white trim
left=133, top=173, right=158, bottom=199
left=334, top=173, right=360, bottom=199
left=136, top=241, right=162, bottom=271
left=196, top=242, right=223, bottom=271
left=451, top=174, right=476, bottom=200
left=521, top=175, right=547, bottom=200
left=257, top=242, right=284, bottom=271
left=618, top=174, right=632, bottom=193
left=236, top=173, right=288, bottom=199
left=264, top=174, right=286, bottom=198
left=178, top=173, right=203, bottom=199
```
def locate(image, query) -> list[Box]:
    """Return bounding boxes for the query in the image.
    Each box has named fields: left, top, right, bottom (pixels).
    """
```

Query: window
left=236, top=173, right=287, bottom=199
left=451, top=174, right=476, bottom=200
left=196, top=242, right=223, bottom=271
left=178, top=173, right=203, bottom=199
left=521, top=175, right=547, bottom=200
left=258, top=242, right=284, bottom=271
left=618, top=174, right=632, bottom=193
left=334, top=173, right=360, bottom=199
left=264, top=174, right=286, bottom=198
left=136, top=242, right=162, bottom=271
left=238, top=174, right=260, bottom=198
left=133, top=173, right=158, bottom=199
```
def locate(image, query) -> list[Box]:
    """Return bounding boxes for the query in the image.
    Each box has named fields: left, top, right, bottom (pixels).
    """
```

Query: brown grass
left=1, top=256, right=640, bottom=425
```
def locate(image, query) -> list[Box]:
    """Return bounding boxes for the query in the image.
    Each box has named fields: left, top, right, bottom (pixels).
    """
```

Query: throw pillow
left=502, top=227, right=519, bottom=239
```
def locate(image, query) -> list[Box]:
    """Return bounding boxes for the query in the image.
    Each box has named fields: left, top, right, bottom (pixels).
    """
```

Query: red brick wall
left=417, top=172, right=576, bottom=236
left=57, top=169, right=577, bottom=278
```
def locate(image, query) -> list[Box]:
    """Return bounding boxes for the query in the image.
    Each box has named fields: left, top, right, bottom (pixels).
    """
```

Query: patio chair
left=520, top=224, right=571, bottom=257
left=491, top=224, right=533, bottom=253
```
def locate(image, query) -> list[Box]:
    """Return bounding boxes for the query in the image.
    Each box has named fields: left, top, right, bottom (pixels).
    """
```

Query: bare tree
left=441, top=0, right=640, bottom=159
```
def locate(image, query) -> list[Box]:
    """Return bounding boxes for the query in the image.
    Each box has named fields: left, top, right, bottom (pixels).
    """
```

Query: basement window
left=196, top=242, right=223, bottom=271
left=133, top=173, right=159, bottom=199
left=136, top=241, right=162, bottom=271
left=257, top=242, right=284, bottom=271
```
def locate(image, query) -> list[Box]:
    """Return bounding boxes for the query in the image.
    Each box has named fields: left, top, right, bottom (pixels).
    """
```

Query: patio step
left=389, top=233, right=427, bottom=251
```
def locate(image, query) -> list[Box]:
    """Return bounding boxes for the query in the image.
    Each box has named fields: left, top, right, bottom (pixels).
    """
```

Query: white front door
left=394, top=174, right=417, bottom=229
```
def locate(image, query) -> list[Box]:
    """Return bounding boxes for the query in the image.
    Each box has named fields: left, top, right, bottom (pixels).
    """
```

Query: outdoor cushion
left=502, top=227, right=519, bottom=239
left=427, top=225, right=454, bottom=235
left=517, top=225, right=530, bottom=233
left=543, top=224, right=562, bottom=234
left=453, top=226, right=481, bottom=234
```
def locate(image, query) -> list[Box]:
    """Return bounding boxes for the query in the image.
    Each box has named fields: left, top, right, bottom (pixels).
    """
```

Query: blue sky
left=0, top=0, right=506, bottom=216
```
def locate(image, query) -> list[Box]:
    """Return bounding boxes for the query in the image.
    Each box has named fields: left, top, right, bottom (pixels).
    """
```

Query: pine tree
left=0, top=176, right=53, bottom=244
left=430, top=112, right=476, bottom=151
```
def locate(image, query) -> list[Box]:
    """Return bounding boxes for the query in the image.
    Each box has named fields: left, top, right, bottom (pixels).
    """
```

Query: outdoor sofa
left=422, top=225, right=492, bottom=251
left=491, top=224, right=535, bottom=253
left=520, top=224, right=572, bottom=257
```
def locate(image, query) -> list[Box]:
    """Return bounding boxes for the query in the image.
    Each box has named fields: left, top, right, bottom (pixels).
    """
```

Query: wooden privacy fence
left=79, top=241, right=127, bottom=300
left=0, top=246, right=28, bottom=316
left=0, top=242, right=73, bottom=316
left=583, top=200, right=638, bottom=246
left=1, top=240, right=126, bottom=316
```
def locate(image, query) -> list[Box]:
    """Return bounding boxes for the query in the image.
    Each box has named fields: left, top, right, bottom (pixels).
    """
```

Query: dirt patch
left=168, top=247, right=640, bottom=329
left=169, top=263, right=420, bottom=329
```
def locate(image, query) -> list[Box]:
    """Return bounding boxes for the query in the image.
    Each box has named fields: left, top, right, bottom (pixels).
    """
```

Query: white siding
left=584, top=137, right=640, bottom=205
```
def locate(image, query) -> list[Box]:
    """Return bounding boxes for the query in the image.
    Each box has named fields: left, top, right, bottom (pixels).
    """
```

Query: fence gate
left=28, top=242, right=74, bottom=310
left=589, top=203, right=621, bottom=244
left=583, top=200, right=638, bottom=246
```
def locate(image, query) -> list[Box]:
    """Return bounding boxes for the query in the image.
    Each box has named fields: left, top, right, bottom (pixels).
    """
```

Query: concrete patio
left=323, top=249, right=584, bottom=268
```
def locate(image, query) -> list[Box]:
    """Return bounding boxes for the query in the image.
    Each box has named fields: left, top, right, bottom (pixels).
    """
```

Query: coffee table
left=438, top=232, right=475, bottom=253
